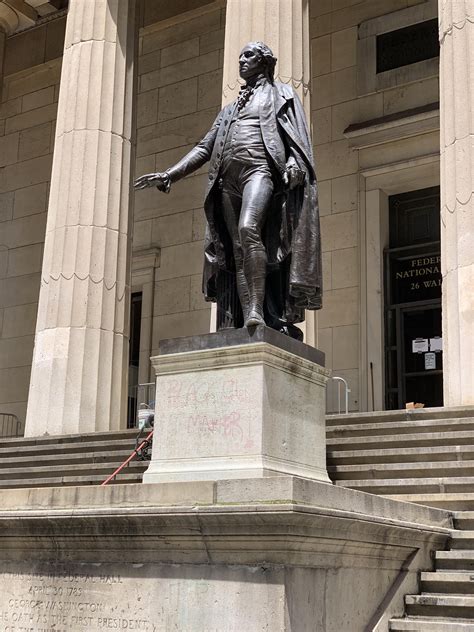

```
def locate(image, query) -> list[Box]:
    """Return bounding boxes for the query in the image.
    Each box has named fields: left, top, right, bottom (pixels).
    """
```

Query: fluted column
left=439, top=0, right=474, bottom=405
left=25, top=0, right=136, bottom=436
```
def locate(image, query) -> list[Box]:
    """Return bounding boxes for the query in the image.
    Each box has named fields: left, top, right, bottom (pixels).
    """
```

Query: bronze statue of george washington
left=135, top=42, right=322, bottom=340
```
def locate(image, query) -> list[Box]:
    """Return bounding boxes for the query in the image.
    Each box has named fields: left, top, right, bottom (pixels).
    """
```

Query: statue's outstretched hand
left=134, top=172, right=170, bottom=193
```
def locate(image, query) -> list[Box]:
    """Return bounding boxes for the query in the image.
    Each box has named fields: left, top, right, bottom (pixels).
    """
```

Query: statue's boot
left=235, top=268, right=250, bottom=323
left=244, top=248, right=266, bottom=327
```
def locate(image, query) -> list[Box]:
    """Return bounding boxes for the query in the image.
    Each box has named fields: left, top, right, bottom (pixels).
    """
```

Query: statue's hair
left=247, top=41, right=277, bottom=82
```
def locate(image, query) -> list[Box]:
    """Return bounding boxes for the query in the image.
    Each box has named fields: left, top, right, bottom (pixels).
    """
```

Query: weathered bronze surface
left=135, top=42, right=322, bottom=340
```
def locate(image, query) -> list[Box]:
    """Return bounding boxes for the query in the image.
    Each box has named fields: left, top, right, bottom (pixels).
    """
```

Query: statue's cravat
left=236, top=85, right=255, bottom=111
left=236, top=76, right=268, bottom=111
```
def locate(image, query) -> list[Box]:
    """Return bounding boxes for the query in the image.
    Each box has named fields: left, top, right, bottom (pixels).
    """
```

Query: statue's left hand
left=284, top=163, right=305, bottom=190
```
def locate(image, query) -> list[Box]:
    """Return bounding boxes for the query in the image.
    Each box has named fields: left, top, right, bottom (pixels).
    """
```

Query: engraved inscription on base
left=0, top=564, right=153, bottom=632
left=0, top=561, right=282, bottom=631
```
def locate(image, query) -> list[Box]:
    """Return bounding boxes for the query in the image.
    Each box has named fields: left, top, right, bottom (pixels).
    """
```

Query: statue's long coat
left=168, top=81, right=322, bottom=323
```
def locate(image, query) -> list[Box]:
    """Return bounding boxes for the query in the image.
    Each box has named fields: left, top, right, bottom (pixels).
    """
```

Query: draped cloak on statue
left=166, top=81, right=322, bottom=330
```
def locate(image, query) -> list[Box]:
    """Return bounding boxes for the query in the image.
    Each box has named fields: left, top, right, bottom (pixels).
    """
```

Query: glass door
left=384, top=187, right=442, bottom=409
left=402, top=304, right=443, bottom=407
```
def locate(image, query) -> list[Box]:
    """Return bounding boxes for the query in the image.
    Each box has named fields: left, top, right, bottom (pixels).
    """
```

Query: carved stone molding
left=0, top=0, right=36, bottom=34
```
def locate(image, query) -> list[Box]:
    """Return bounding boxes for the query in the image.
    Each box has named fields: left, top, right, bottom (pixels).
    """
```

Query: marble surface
left=144, top=336, right=330, bottom=483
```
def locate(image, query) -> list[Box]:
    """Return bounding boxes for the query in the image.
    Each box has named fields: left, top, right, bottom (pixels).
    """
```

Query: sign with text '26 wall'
left=389, top=251, right=441, bottom=304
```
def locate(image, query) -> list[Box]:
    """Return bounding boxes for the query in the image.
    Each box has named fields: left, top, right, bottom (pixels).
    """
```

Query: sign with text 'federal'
left=390, top=253, right=441, bottom=304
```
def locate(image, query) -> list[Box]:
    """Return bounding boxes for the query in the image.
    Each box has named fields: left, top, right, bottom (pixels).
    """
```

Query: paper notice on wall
left=424, top=352, right=436, bottom=370
left=430, top=337, right=443, bottom=352
left=412, top=338, right=429, bottom=353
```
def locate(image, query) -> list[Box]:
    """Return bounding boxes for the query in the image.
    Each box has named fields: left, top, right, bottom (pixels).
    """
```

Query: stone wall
left=134, top=4, right=225, bottom=370
left=0, top=19, right=64, bottom=427
left=310, top=0, right=439, bottom=411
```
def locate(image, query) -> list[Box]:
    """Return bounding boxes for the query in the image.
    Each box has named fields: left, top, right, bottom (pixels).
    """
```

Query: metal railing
left=0, top=413, right=22, bottom=438
left=327, top=377, right=351, bottom=415
left=127, top=382, right=156, bottom=428
left=103, top=382, right=156, bottom=485
left=101, top=428, right=154, bottom=486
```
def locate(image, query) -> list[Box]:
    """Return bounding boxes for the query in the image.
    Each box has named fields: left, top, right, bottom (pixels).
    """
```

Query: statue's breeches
left=219, top=156, right=274, bottom=257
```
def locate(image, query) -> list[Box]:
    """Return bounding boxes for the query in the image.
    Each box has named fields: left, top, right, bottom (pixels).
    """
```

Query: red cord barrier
left=101, top=429, right=154, bottom=486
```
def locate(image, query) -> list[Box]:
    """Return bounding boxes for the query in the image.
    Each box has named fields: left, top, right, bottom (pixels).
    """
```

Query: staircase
left=328, top=407, right=474, bottom=630
left=2, top=405, right=474, bottom=494
left=390, top=512, right=474, bottom=631
left=327, top=406, right=474, bottom=511
left=0, top=430, right=148, bottom=487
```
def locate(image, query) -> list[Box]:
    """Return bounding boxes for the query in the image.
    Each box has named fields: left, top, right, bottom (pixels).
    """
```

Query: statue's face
left=239, top=44, right=265, bottom=80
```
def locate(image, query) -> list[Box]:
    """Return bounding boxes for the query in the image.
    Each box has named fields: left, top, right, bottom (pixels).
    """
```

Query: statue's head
left=239, top=42, right=277, bottom=83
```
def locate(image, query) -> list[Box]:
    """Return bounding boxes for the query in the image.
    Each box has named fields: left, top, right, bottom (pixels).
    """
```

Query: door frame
left=359, top=155, right=440, bottom=411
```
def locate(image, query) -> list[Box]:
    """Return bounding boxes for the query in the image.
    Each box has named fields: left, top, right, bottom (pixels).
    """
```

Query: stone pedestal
left=24, top=0, right=137, bottom=436
left=0, top=478, right=451, bottom=632
left=143, top=327, right=330, bottom=483
left=439, top=0, right=474, bottom=405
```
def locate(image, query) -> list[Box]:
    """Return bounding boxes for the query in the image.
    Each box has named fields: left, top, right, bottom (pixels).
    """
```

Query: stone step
left=326, top=406, right=474, bottom=428
left=455, top=513, right=474, bottom=530
left=436, top=551, right=474, bottom=571
left=406, top=593, right=474, bottom=618
left=421, top=571, right=474, bottom=594
left=390, top=618, right=474, bottom=631
left=0, top=473, right=143, bottom=488
left=385, top=495, right=474, bottom=511
left=0, top=450, right=142, bottom=469
left=0, top=429, right=151, bottom=489
left=337, top=477, right=474, bottom=496
left=329, top=460, right=474, bottom=481
left=451, top=532, right=474, bottom=549
left=327, top=431, right=474, bottom=451
left=0, top=429, right=138, bottom=449
left=0, top=437, right=138, bottom=458
left=328, top=418, right=474, bottom=438
left=328, top=445, right=474, bottom=466
left=0, top=461, right=148, bottom=482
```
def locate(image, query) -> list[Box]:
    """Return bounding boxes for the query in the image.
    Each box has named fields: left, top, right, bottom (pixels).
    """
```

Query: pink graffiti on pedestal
left=164, top=378, right=252, bottom=408
left=189, top=411, right=243, bottom=442
left=161, top=377, right=256, bottom=449
left=187, top=410, right=256, bottom=450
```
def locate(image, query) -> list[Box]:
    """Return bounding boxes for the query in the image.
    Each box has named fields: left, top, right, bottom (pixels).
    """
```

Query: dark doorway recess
left=127, top=292, right=143, bottom=428
left=384, top=187, right=442, bottom=409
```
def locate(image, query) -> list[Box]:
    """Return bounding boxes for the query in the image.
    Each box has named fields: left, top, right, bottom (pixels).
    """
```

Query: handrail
left=328, top=376, right=351, bottom=414
left=100, top=429, right=154, bottom=486
left=128, top=382, right=155, bottom=429
left=0, top=413, right=22, bottom=438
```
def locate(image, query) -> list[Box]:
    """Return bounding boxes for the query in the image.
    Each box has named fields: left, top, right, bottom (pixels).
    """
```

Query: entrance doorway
left=384, top=187, right=442, bottom=409
left=127, top=291, right=143, bottom=428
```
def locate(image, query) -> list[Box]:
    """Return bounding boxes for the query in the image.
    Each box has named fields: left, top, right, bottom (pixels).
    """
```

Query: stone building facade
left=0, top=0, right=471, bottom=435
